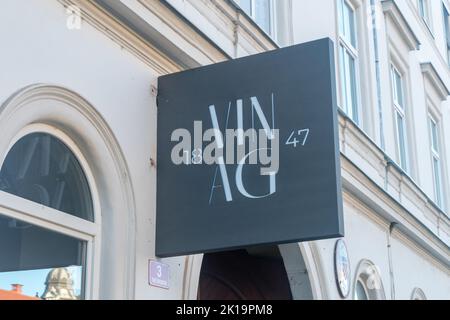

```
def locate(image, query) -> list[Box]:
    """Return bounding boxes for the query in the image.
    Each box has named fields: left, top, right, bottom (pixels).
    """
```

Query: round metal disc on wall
left=334, top=239, right=351, bottom=298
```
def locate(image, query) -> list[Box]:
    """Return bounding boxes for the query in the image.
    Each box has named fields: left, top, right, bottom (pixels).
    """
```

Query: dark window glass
left=0, top=214, right=85, bottom=300
left=0, top=133, right=93, bottom=221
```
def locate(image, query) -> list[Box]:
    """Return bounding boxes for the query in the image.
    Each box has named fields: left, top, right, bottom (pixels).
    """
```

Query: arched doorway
left=198, top=243, right=315, bottom=300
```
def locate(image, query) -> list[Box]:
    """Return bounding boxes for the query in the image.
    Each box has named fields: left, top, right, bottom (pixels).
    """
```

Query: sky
left=0, top=266, right=82, bottom=298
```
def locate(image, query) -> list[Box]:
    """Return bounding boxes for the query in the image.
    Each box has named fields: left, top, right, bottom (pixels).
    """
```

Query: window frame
left=0, top=123, right=101, bottom=300
left=390, top=64, right=410, bottom=173
left=337, top=0, right=362, bottom=125
left=428, top=114, right=445, bottom=209
left=418, top=0, right=432, bottom=31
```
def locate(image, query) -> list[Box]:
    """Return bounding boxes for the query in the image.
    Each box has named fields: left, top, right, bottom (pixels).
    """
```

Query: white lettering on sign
left=208, top=95, right=278, bottom=204
left=149, top=260, right=169, bottom=289
left=169, top=93, right=310, bottom=206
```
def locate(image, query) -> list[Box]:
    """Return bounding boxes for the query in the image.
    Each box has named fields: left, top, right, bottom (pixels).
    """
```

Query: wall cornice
left=382, top=0, right=420, bottom=51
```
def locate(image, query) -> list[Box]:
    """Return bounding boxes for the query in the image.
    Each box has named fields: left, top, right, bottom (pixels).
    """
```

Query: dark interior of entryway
left=198, top=246, right=293, bottom=300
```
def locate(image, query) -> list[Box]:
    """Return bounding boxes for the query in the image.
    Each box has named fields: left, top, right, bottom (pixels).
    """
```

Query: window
left=338, top=0, right=360, bottom=124
left=418, top=0, right=431, bottom=29
left=391, top=65, right=409, bottom=172
left=443, top=4, right=450, bottom=64
left=239, top=0, right=275, bottom=37
left=428, top=115, right=445, bottom=209
left=353, top=260, right=386, bottom=300
left=0, top=132, right=96, bottom=300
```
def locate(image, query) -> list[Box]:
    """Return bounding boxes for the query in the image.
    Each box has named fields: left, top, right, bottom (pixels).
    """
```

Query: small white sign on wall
left=149, top=260, right=170, bottom=289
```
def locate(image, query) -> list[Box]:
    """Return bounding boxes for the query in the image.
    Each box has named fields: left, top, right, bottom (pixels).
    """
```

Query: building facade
left=0, top=0, right=448, bottom=300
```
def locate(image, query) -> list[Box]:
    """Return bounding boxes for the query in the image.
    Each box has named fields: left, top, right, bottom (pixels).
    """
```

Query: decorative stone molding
left=62, top=0, right=278, bottom=74
left=421, top=62, right=450, bottom=102
left=59, top=0, right=184, bottom=74
left=381, top=0, right=420, bottom=51
left=147, top=0, right=278, bottom=58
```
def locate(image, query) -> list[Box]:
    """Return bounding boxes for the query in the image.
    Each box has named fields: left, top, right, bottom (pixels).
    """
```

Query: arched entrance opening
left=197, top=243, right=314, bottom=300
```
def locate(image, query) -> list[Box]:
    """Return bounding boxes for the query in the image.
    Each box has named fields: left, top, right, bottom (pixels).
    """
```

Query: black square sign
left=156, top=38, right=343, bottom=257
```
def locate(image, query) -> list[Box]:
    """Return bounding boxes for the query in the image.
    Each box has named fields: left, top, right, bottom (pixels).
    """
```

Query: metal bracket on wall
left=151, top=84, right=158, bottom=97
